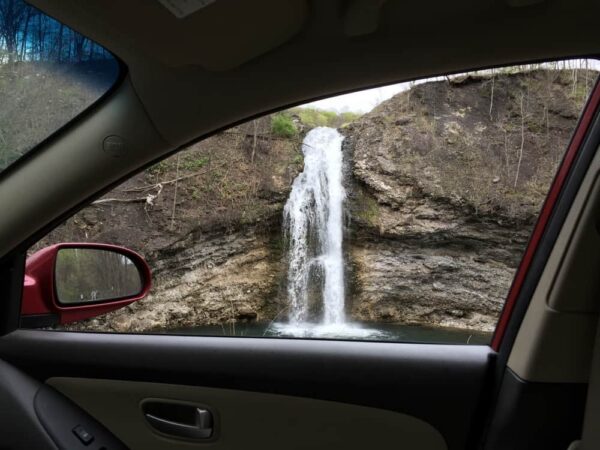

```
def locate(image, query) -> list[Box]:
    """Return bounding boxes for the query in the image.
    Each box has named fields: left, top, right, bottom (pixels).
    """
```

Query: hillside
left=0, top=61, right=118, bottom=170
left=344, top=69, right=596, bottom=330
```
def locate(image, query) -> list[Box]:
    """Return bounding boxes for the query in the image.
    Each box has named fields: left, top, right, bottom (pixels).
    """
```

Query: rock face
left=43, top=69, right=596, bottom=333
left=342, top=69, right=594, bottom=331
left=342, top=128, right=527, bottom=331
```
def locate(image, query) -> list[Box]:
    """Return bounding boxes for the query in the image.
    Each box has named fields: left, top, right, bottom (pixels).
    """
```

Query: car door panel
left=0, top=329, right=494, bottom=450
left=483, top=368, right=587, bottom=450
left=0, top=357, right=57, bottom=450
left=0, top=357, right=128, bottom=450
left=49, top=377, right=447, bottom=450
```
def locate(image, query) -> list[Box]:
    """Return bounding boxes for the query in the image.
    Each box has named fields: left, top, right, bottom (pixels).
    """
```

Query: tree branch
left=121, top=164, right=223, bottom=193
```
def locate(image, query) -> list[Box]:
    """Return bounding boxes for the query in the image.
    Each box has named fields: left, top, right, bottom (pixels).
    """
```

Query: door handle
left=143, top=404, right=213, bottom=440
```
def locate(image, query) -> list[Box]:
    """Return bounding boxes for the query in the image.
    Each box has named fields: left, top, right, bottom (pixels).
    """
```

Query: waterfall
left=270, top=126, right=382, bottom=339
left=283, top=127, right=346, bottom=325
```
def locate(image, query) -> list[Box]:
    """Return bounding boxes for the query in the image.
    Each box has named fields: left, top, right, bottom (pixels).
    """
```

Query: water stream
left=271, top=127, right=383, bottom=338
left=284, top=127, right=346, bottom=324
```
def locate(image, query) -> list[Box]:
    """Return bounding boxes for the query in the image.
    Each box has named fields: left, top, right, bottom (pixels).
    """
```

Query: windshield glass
left=0, top=0, right=120, bottom=172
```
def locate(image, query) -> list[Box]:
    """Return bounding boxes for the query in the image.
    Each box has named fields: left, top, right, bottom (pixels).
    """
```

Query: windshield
left=0, top=0, right=120, bottom=172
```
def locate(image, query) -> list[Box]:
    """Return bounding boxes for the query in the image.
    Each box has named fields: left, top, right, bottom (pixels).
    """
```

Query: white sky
left=303, top=83, right=412, bottom=114
left=300, top=59, right=600, bottom=114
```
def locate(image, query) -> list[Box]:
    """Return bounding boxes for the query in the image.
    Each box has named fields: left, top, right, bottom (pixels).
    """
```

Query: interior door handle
left=144, top=407, right=213, bottom=440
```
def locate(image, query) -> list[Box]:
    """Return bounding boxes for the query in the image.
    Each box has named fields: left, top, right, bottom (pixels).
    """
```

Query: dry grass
left=356, top=69, right=599, bottom=222
left=0, top=61, right=117, bottom=170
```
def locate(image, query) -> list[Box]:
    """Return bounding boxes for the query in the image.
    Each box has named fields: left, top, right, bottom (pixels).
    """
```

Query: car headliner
left=28, top=0, right=600, bottom=146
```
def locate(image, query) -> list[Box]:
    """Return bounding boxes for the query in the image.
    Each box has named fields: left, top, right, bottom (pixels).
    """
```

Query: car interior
left=1, top=0, right=600, bottom=449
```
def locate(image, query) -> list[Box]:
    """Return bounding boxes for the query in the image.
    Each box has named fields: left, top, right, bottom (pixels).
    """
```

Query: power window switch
left=72, top=425, right=94, bottom=446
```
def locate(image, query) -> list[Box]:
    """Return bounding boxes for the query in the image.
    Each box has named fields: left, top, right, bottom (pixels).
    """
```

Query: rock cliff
left=344, top=69, right=594, bottom=331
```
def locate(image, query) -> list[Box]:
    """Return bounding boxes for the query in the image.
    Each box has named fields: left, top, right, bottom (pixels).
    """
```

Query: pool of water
left=161, top=321, right=492, bottom=345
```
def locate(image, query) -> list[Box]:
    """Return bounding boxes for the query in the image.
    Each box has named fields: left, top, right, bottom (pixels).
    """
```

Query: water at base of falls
left=269, top=322, right=389, bottom=339
left=277, top=126, right=383, bottom=339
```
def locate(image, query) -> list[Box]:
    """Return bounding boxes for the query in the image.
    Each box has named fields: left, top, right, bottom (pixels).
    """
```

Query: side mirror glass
left=21, top=243, right=152, bottom=328
left=55, top=248, right=143, bottom=304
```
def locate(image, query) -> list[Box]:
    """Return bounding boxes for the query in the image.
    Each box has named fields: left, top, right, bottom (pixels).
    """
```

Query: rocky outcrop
left=342, top=69, right=595, bottom=331
left=342, top=131, right=529, bottom=331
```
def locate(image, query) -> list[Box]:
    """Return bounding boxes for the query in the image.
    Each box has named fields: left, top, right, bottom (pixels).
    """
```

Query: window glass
left=0, top=0, right=119, bottom=172
left=28, top=60, right=598, bottom=344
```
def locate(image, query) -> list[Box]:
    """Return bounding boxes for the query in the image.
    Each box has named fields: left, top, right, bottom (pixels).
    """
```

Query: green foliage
left=148, top=154, right=208, bottom=177
left=292, top=108, right=362, bottom=129
left=147, top=160, right=170, bottom=176
left=183, top=155, right=209, bottom=171
left=355, top=190, right=380, bottom=226
left=340, top=111, right=361, bottom=123
left=297, top=108, right=337, bottom=128
left=271, top=113, right=297, bottom=138
left=292, top=154, right=304, bottom=165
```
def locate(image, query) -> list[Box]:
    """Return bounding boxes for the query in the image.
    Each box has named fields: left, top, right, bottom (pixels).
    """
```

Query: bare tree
left=18, top=5, right=31, bottom=60
left=0, top=0, right=28, bottom=62
left=72, top=31, right=86, bottom=62
left=514, top=93, right=525, bottom=188
left=489, top=69, right=495, bottom=120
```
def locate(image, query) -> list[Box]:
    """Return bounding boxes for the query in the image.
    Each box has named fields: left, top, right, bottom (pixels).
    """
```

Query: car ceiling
left=29, top=0, right=600, bottom=148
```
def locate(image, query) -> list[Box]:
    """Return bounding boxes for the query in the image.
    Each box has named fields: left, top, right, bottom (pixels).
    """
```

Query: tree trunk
left=19, top=9, right=31, bottom=61
left=56, top=22, right=63, bottom=62
left=251, top=120, right=258, bottom=163
left=514, top=94, right=525, bottom=188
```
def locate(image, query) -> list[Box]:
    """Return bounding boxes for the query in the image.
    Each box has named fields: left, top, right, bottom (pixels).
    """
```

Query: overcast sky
left=303, top=82, right=411, bottom=113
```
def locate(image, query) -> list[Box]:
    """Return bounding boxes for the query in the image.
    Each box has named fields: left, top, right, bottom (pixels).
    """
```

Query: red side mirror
left=21, top=243, right=152, bottom=328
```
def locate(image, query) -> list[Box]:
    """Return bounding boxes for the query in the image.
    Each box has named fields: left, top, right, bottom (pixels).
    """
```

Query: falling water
left=283, top=127, right=346, bottom=325
left=270, top=127, right=384, bottom=339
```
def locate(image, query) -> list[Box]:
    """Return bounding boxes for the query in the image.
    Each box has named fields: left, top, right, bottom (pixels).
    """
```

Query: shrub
left=183, top=155, right=209, bottom=170
left=340, top=112, right=361, bottom=123
left=271, top=114, right=297, bottom=138
left=294, top=108, right=362, bottom=129
left=297, top=108, right=336, bottom=128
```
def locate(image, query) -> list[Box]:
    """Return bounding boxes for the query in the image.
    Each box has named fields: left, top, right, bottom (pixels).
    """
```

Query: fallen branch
left=92, top=197, right=147, bottom=205
left=94, top=184, right=164, bottom=207
left=121, top=164, right=223, bottom=193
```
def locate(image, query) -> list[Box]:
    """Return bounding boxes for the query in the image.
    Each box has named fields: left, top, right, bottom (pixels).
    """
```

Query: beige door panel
left=48, top=377, right=447, bottom=450
left=508, top=144, right=600, bottom=383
